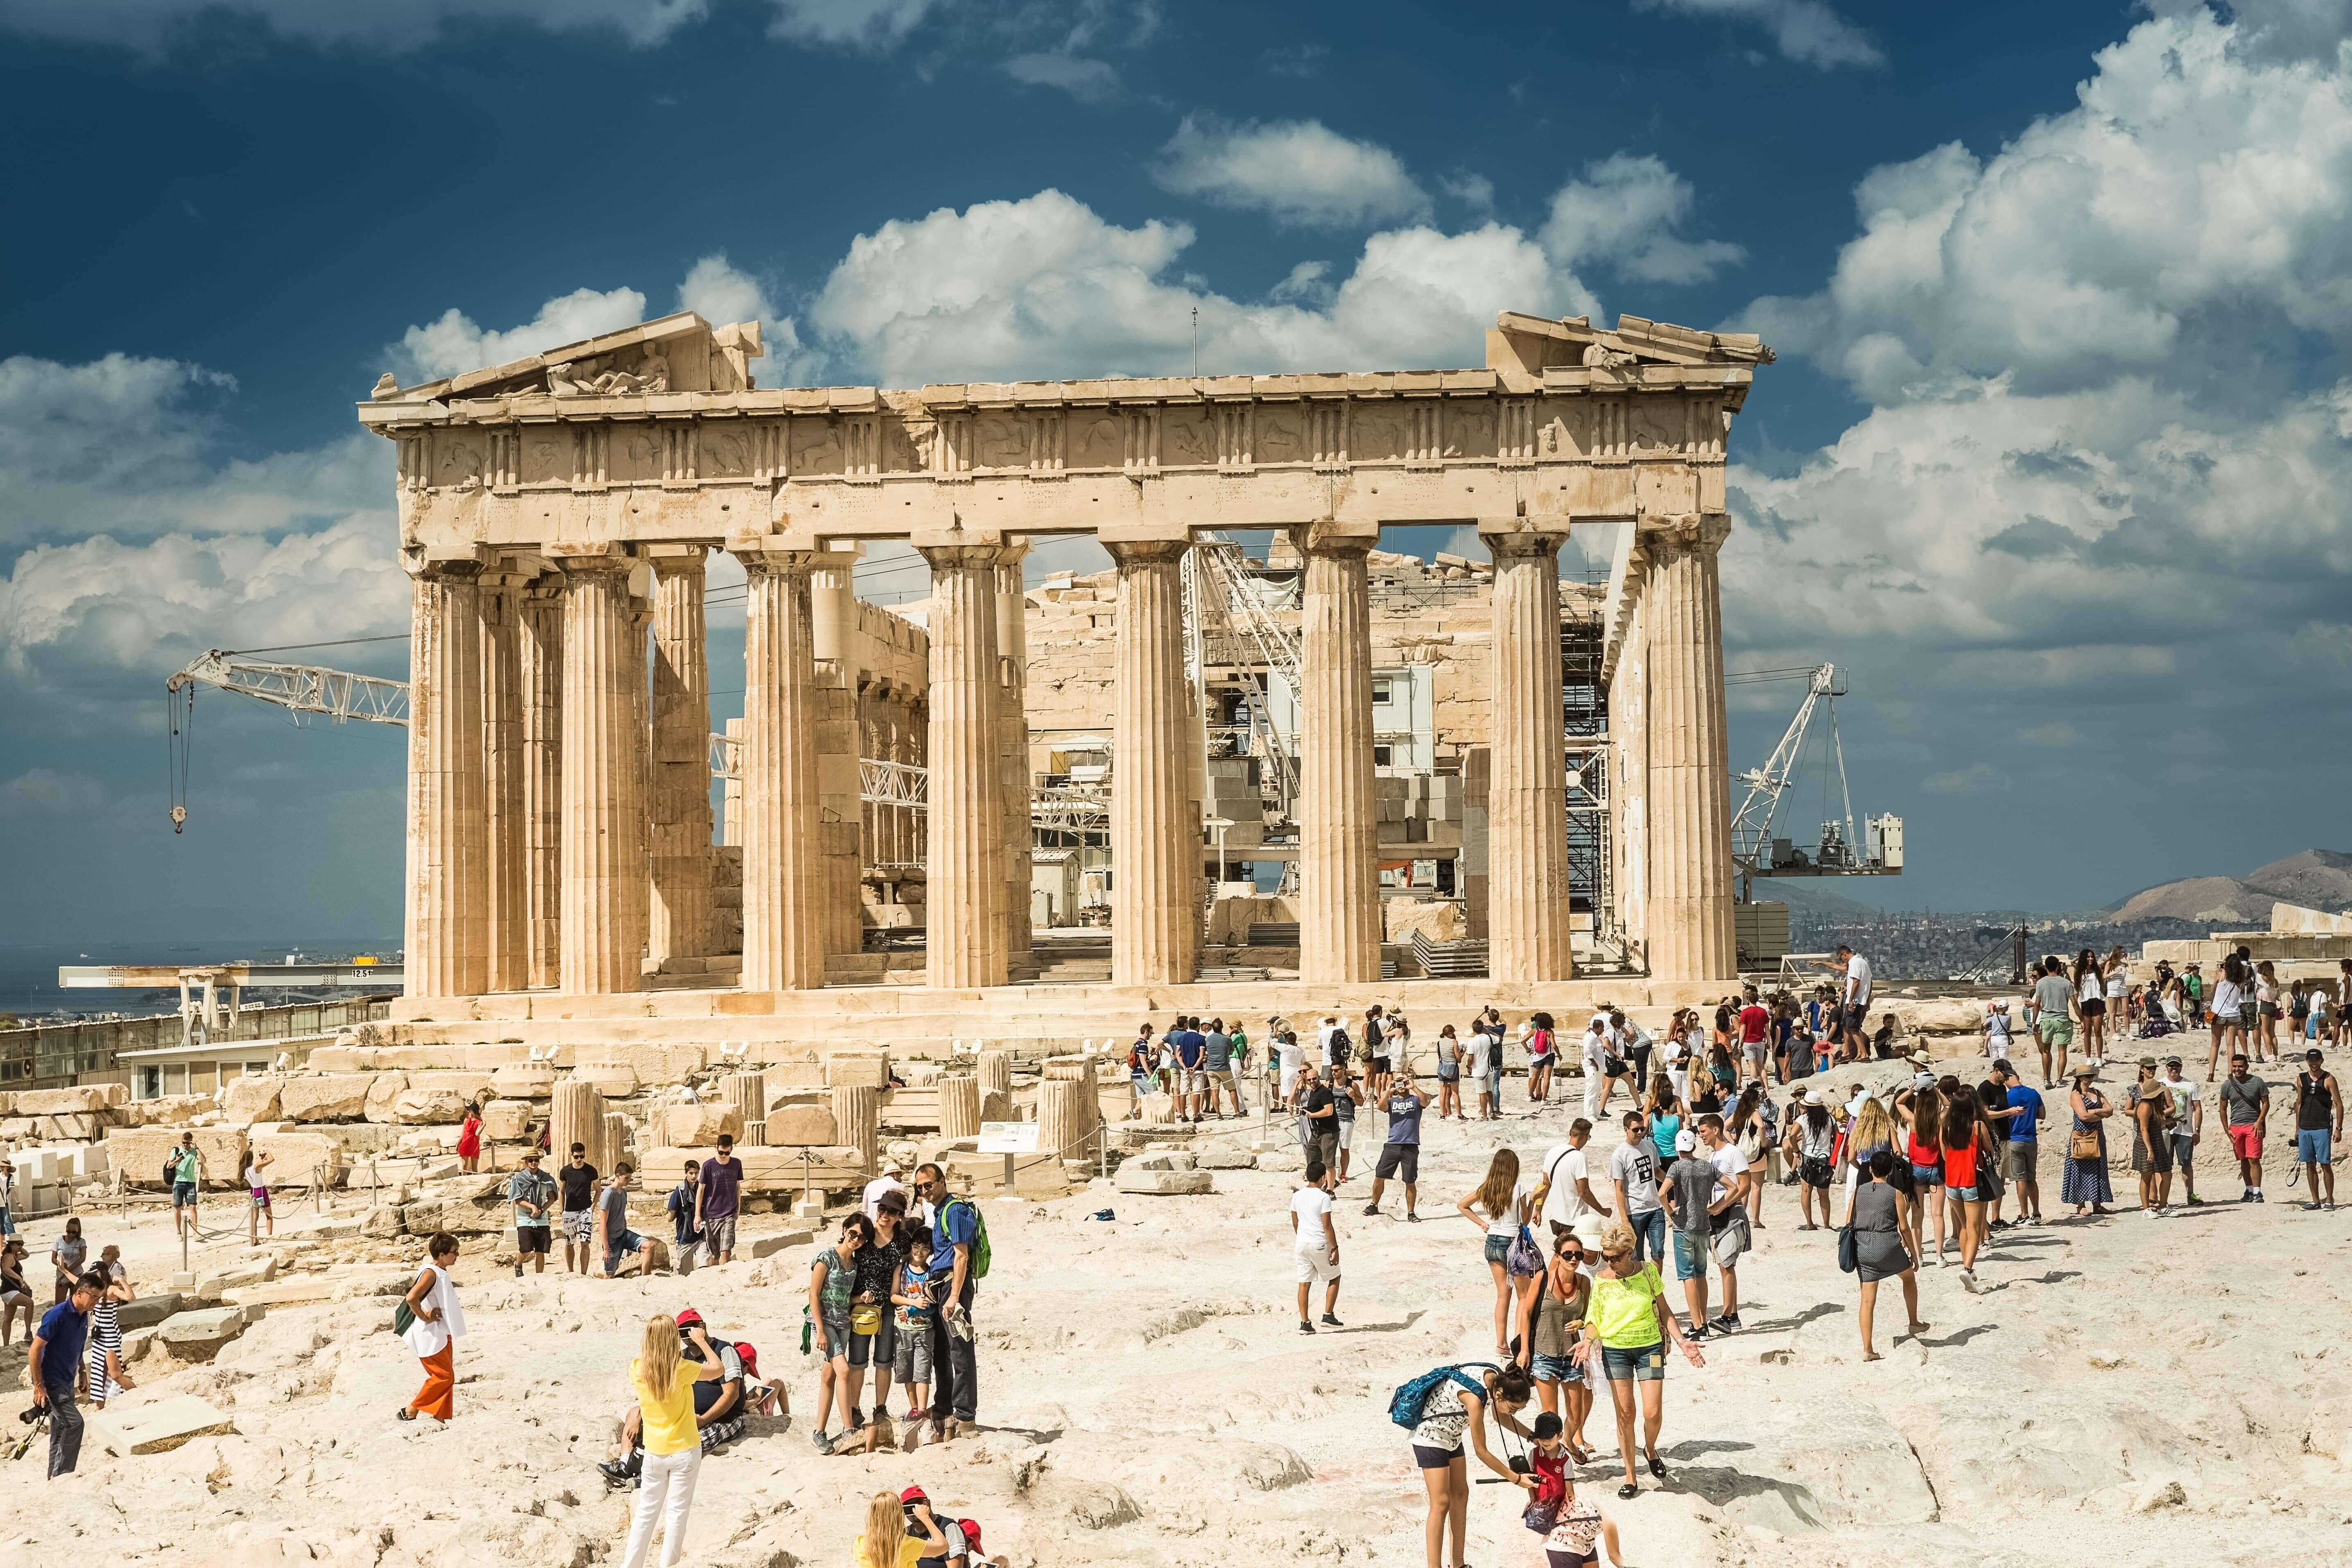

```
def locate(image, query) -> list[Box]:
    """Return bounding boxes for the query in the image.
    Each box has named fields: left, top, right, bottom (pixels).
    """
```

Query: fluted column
left=521, top=583, right=564, bottom=988
left=919, top=545, right=1009, bottom=989
left=556, top=552, right=647, bottom=994
left=735, top=545, right=826, bottom=991
left=1108, top=539, right=1197, bottom=986
left=1643, top=514, right=1737, bottom=983
left=1300, top=527, right=1381, bottom=985
left=647, top=550, right=712, bottom=964
left=480, top=575, right=529, bottom=992
left=995, top=546, right=1034, bottom=960
left=1481, top=524, right=1575, bottom=982
left=404, top=559, right=488, bottom=998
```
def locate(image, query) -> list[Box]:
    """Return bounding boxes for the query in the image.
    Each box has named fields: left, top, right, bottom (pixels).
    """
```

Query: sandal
left=396, top=1407, right=417, bottom=1422
left=1617, top=1483, right=1640, bottom=1499
left=1647, top=1455, right=1667, bottom=1478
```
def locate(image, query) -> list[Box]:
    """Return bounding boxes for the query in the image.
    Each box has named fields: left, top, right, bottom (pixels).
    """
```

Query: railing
left=0, top=996, right=394, bottom=1088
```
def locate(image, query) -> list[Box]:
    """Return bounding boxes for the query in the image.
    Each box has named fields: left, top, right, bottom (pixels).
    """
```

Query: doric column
left=403, top=558, right=488, bottom=998
left=480, top=574, right=528, bottom=992
left=1108, top=539, right=1197, bottom=986
left=995, top=545, right=1033, bottom=961
left=810, top=554, right=864, bottom=962
left=918, top=545, right=1010, bottom=989
left=555, top=550, right=648, bottom=994
left=734, top=544, right=826, bottom=991
left=1480, top=523, right=1575, bottom=983
left=1642, top=514, right=1737, bottom=983
left=521, top=582, right=564, bottom=988
left=1610, top=593, right=1650, bottom=970
left=647, top=549, right=712, bottom=965
left=1299, top=526, right=1381, bottom=986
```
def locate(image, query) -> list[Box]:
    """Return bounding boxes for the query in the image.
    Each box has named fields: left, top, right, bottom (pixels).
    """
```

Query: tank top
left=1942, top=1137, right=1979, bottom=1189
left=1531, top=1269, right=1589, bottom=1358
left=1906, top=1131, right=1941, bottom=1169
left=2299, top=1072, right=2335, bottom=1131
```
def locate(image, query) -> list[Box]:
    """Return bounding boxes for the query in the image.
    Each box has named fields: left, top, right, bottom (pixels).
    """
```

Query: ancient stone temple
left=360, top=308, right=1766, bottom=1042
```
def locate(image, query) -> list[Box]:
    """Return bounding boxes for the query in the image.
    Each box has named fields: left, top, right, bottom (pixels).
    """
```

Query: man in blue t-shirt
left=1172, top=1016, right=1208, bottom=1123
left=914, top=1162, right=982, bottom=1439
left=30, top=1270, right=102, bottom=1477
left=1361, top=1079, right=1430, bottom=1221
left=1991, top=1060, right=2047, bottom=1224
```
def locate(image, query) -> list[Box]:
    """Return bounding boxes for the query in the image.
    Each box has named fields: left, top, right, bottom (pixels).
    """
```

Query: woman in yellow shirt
left=620, top=1313, right=723, bottom=1568
left=853, top=1489, right=947, bottom=1568
left=1574, top=1219, right=1704, bottom=1500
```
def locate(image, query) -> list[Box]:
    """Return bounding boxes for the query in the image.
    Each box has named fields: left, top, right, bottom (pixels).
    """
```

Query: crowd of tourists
left=1330, top=952, right=2344, bottom=1568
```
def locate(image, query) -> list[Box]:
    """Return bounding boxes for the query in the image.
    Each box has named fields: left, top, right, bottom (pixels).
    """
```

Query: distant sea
left=0, top=937, right=399, bottom=1023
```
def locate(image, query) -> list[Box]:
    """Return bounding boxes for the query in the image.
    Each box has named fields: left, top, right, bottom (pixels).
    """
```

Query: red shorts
left=2227, top=1124, right=2263, bottom=1161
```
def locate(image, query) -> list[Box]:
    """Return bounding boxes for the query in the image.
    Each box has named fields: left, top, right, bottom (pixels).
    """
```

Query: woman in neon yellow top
left=1573, top=1218, right=1703, bottom=1500
left=620, top=1314, right=723, bottom=1568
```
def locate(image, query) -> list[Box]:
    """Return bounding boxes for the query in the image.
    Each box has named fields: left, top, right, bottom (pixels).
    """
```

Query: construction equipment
left=1727, top=662, right=1902, bottom=890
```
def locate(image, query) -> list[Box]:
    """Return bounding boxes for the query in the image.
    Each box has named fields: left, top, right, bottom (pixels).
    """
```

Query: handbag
left=1836, top=1222, right=1858, bottom=1274
left=392, top=1299, right=416, bottom=1337
left=1522, top=1494, right=1562, bottom=1533
left=1506, top=1224, right=1544, bottom=1277
left=2068, top=1126, right=2102, bottom=1161
left=850, top=1302, right=883, bottom=1337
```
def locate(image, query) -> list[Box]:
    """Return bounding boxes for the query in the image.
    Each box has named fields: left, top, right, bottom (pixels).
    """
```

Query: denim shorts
left=1671, top=1227, right=1708, bottom=1281
left=1531, top=1351, right=1583, bottom=1385
left=1910, top=1163, right=1943, bottom=1188
left=1599, top=1341, right=1666, bottom=1382
left=1483, top=1233, right=1513, bottom=1267
left=2299, top=1128, right=2334, bottom=1165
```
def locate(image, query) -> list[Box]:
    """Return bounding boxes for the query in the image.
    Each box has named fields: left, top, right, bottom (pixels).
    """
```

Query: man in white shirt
left=863, top=1161, right=909, bottom=1223
left=1695, top=1113, right=1751, bottom=1333
left=1289, top=1161, right=1341, bottom=1333
left=1539, top=1121, right=1613, bottom=1247
left=1465, top=1027, right=1495, bottom=1120
left=1580, top=1017, right=1614, bottom=1123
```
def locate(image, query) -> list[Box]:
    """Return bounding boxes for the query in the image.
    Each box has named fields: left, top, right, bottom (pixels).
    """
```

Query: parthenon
left=360, top=307, right=1768, bottom=1034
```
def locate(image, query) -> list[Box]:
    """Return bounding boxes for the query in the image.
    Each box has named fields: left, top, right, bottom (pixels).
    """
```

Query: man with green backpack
left=913, top=1161, right=988, bottom=1442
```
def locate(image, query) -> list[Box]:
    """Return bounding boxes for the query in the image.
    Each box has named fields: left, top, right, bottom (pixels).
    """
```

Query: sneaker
left=2186, top=1195, right=2203, bottom=1205
left=2255, top=1190, right=2266, bottom=1203
left=2239, top=1190, right=2254, bottom=1203
left=1959, top=1268, right=1980, bottom=1294
left=1298, top=1320, right=1316, bottom=1335
left=1361, top=1203, right=1381, bottom=1216
left=513, top=1263, right=524, bottom=1277
left=597, top=1458, right=635, bottom=1489
left=1406, top=1212, right=1420, bottom=1223
left=1685, top=1322, right=1711, bottom=1341
left=1321, top=1312, right=1344, bottom=1328
left=1708, top=1313, right=1741, bottom=1334
left=2326, top=1202, right=2338, bottom=1213
left=812, top=1429, right=835, bottom=1456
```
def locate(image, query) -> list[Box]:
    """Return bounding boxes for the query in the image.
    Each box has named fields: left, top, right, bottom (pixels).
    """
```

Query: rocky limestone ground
left=5, top=1050, right=2351, bottom=1568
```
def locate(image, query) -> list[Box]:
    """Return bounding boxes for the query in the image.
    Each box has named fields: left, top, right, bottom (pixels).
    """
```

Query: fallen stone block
left=114, top=1293, right=184, bottom=1330
left=95, top=1395, right=237, bottom=1455
left=660, top=1102, right=744, bottom=1147
left=281, top=1075, right=379, bottom=1122
left=156, top=1304, right=260, bottom=1361
left=361, top=1072, right=409, bottom=1122
left=1196, top=1147, right=1257, bottom=1170
left=1115, top=1167, right=1213, bottom=1195
left=220, top=1077, right=285, bottom=1124
left=249, top=1129, right=345, bottom=1185
left=748, top=1228, right=815, bottom=1259
left=826, top=1053, right=890, bottom=1089
left=402, top=1199, right=504, bottom=1236
left=1126, top=1149, right=1198, bottom=1171
left=765, top=1106, right=839, bottom=1145
left=222, top=1275, right=345, bottom=1308
left=104, top=1125, right=249, bottom=1189
left=13, top=1084, right=127, bottom=1115
left=489, top=1062, right=557, bottom=1100
left=481, top=1098, right=532, bottom=1141
left=1254, top=1147, right=1305, bottom=1172
left=572, top=1062, right=640, bottom=1097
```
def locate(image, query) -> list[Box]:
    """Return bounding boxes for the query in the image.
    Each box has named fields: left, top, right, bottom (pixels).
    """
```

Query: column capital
left=641, top=542, right=713, bottom=562
left=403, top=543, right=492, bottom=580
left=1476, top=517, right=1573, bottom=558
left=1103, top=536, right=1189, bottom=566
left=916, top=541, right=1021, bottom=570
left=1634, top=511, right=1731, bottom=557
left=1302, top=516, right=1378, bottom=557
left=730, top=544, right=834, bottom=578
left=543, top=541, right=637, bottom=574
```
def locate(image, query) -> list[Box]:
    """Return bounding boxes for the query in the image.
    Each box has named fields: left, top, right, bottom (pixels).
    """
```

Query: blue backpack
left=1389, top=1362, right=1496, bottom=1430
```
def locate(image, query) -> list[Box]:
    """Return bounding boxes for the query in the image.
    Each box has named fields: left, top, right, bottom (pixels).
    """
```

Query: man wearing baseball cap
left=507, top=1150, right=555, bottom=1278
left=1659, top=1128, right=1722, bottom=1337
left=2292, top=1049, right=2342, bottom=1212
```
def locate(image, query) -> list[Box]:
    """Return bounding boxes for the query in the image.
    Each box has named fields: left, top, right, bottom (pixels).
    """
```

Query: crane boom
left=167, top=649, right=410, bottom=724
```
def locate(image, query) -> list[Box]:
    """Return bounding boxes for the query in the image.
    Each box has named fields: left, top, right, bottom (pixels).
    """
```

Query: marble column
left=1482, top=526, right=1575, bottom=983
left=479, top=576, right=528, bottom=993
left=1108, top=539, right=1198, bottom=986
left=647, top=550, right=712, bottom=965
left=556, top=553, right=648, bottom=994
left=403, top=559, right=488, bottom=998
left=1610, top=592, right=1650, bottom=970
left=735, top=546, right=826, bottom=991
left=995, top=547, right=1034, bottom=961
left=1642, top=514, right=1737, bottom=983
left=521, top=583, right=564, bottom=989
left=918, top=545, right=1009, bottom=990
left=1299, top=528, right=1381, bottom=986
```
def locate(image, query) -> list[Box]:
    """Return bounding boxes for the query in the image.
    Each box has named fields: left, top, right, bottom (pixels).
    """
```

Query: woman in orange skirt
left=397, top=1232, right=466, bottom=1422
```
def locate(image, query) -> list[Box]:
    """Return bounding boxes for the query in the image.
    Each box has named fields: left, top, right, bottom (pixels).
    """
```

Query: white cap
left=1674, top=1129, right=1698, bottom=1154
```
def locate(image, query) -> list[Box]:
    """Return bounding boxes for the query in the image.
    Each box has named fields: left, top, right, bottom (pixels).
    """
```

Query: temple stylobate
left=361, top=308, right=1767, bottom=1020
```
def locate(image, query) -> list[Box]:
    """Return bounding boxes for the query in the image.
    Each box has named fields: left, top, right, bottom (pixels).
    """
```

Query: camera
left=17, top=1407, right=41, bottom=1425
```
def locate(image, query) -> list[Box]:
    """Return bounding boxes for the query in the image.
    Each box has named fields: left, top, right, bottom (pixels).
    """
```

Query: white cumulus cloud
left=1540, top=153, right=1747, bottom=285
left=763, top=0, right=939, bottom=50
left=390, top=285, right=650, bottom=384
left=1005, top=52, right=1119, bottom=102
left=1635, top=0, right=1882, bottom=69
left=1153, top=115, right=1431, bottom=229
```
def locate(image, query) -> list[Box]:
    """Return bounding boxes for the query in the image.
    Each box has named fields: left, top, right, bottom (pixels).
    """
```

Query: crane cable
left=168, top=681, right=195, bottom=833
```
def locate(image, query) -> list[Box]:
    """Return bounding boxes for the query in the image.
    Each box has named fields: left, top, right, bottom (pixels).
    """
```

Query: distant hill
left=1765, top=880, right=1888, bottom=920
left=2110, top=848, right=2352, bottom=926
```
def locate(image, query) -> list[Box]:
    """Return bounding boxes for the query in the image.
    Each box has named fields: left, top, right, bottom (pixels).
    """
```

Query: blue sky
left=3, top=0, right=2348, bottom=946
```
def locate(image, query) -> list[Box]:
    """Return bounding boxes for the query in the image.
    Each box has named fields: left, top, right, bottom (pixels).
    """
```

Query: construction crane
left=166, top=647, right=1096, bottom=835
left=1726, top=662, right=1902, bottom=888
